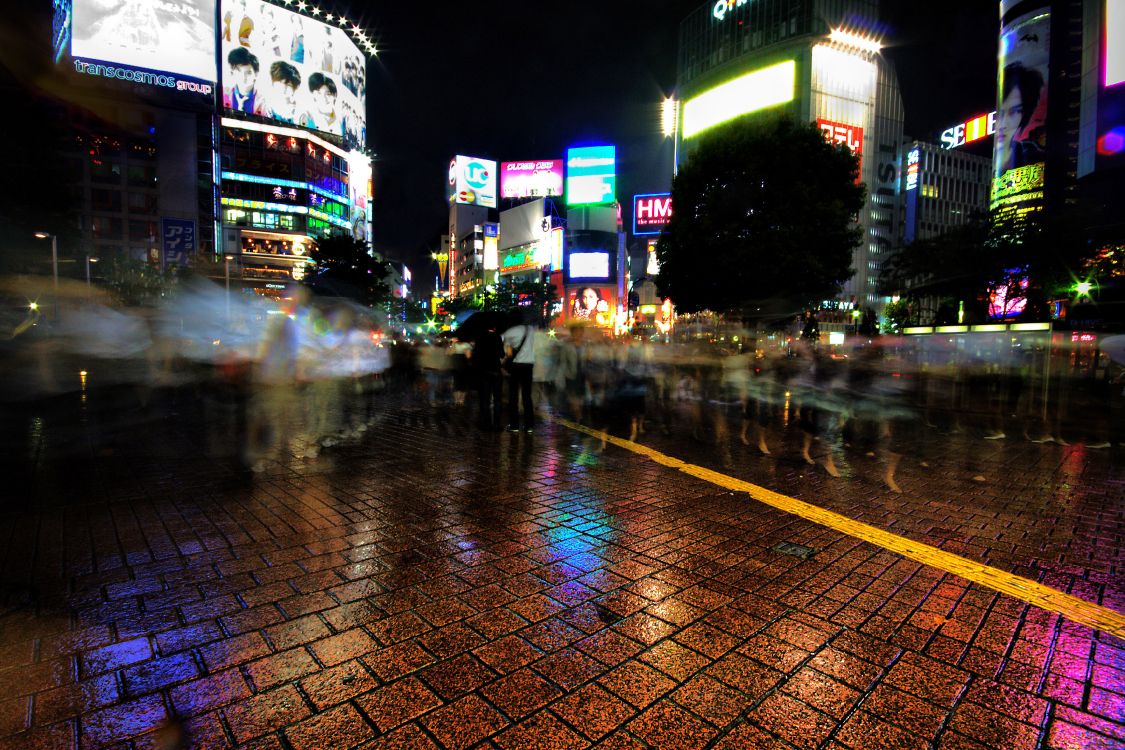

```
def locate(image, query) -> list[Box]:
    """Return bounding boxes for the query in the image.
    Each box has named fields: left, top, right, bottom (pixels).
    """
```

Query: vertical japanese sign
left=161, top=217, right=196, bottom=265
left=817, top=118, right=863, bottom=182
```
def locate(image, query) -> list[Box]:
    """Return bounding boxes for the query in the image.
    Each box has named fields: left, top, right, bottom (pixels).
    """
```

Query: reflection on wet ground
left=0, top=372, right=1122, bottom=748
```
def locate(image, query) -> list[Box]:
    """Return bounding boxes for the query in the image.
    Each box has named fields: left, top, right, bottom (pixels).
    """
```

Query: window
left=91, top=216, right=123, bottom=239
left=128, top=220, right=156, bottom=242
left=91, top=189, right=122, bottom=212
left=127, top=164, right=157, bottom=187
left=90, top=161, right=122, bottom=184
left=127, top=192, right=156, bottom=214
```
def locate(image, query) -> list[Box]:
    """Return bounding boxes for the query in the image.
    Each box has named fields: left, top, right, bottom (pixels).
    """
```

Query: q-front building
left=675, top=0, right=905, bottom=311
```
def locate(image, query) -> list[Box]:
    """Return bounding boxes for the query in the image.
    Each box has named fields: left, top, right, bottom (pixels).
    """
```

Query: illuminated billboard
left=991, top=9, right=1049, bottom=215
left=500, top=160, right=563, bottom=199
left=566, top=146, right=616, bottom=206
left=817, top=119, right=863, bottom=180
left=1108, top=0, right=1125, bottom=87
left=346, top=151, right=372, bottom=242
left=448, top=156, right=497, bottom=208
left=905, top=148, right=920, bottom=191
left=567, top=286, right=615, bottom=327
left=220, top=0, right=366, bottom=144
left=682, top=60, right=795, bottom=138
left=940, top=112, right=996, bottom=149
left=568, top=252, right=610, bottom=279
left=633, top=194, right=672, bottom=235
left=1097, top=0, right=1125, bottom=170
left=499, top=245, right=539, bottom=274
left=71, top=0, right=216, bottom=82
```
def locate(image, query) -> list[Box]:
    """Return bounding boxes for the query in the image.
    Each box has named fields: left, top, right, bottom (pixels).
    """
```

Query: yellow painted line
left=554, top=418, right=1125, bottom=638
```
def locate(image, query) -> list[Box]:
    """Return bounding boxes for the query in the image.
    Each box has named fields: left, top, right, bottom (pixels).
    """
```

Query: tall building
left=58, top=89, right=216, bottom=267
left=46, top=0, right=374, bottom=298
left=675, top=0, right=904, bottom=311
left=217, top=0, right=372, bottom=299
left=902, top=140, right=992, bottom=244
left=446, top=156, right=498, bottom=299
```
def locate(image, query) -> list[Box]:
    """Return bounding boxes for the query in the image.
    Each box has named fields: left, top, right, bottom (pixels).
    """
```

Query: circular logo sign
left=463, top=161, right=490, bottom=190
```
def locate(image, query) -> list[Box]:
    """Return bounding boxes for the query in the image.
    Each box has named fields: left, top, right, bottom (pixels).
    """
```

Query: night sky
left=4, top=0, right=999, bottom=288
left=359, top=0, right=1000, bottom=287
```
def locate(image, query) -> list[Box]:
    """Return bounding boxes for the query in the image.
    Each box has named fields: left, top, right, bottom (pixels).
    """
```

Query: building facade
left=902, top=140, right=992, bottom=244
left=219, top=118, right=371, bottom=297
left=676, top=0, right=904, bottom=311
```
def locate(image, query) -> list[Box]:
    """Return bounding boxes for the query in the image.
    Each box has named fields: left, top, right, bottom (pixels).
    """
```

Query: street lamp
left=224, top=255, right=234, bottom=321
left=34, top=232, right=58, bottom=293
left=85, top=255, right=98, bottom=287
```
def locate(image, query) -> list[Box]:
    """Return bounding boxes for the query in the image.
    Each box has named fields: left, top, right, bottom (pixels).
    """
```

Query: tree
left=881, top=208, right=1101, bottom=323
left=103, top=256, right=181, bottom=306
left=656, top=117, right=865, bottom=318
left=446, top=276, right=560, bottom=328
left=307, top=235, right=392, bottom=309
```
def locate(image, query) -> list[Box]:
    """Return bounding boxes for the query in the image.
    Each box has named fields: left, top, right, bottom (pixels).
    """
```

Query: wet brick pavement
left=0, top=388, right=1123, bottom=749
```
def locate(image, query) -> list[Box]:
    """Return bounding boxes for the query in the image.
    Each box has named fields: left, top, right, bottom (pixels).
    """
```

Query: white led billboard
left=682, top=60, right=795, bottom=138
left=567, top=252, right=610, bottom=280
left=221, top=0, right=366, bottom=144
left=1108, top=0, right=1125, bottom=87
left=72, top=0, right=217, bottom=82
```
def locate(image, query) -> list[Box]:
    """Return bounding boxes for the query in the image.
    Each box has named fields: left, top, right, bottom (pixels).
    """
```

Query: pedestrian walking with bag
left=503, top=313, right=537, bottom=432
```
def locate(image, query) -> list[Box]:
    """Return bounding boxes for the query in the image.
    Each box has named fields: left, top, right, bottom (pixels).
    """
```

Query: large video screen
left=566, top=146, right=616, bottom=206
left=72, top=0, right=216, bottom=81
left=991, top=9, right=1049, bottom=214
left=221, top=0, right=366, bottom=144
left=567, top=285, right=615, bottom=328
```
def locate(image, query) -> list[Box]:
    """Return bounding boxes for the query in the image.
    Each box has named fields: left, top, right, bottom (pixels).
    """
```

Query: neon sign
left=905, top=148, right=920, bottom=191
left=74, top=60, right=212, bottom=94
left=940, top=111, right=996, bottom=149
left=712, top=0, right=748, bottom=21
left=817, top=119, right=863, bottom=181
left=633, top=194, right=672, bottom=235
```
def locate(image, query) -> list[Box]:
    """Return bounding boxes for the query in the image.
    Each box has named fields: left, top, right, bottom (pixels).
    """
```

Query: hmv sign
left=633, top=193, right=672, bottom=235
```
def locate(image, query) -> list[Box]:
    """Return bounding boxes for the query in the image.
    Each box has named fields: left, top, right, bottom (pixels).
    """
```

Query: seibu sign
left=633, top=193, right=672, bottom=235
left=940, top=111, right=996, bottom=149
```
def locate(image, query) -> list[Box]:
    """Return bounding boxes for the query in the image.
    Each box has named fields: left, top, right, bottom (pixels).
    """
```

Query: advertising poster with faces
left=72, top=0, right=217, bottom=81
left=221, top=0, right=366, bottom=146
left=568, top=286, right=615, bottom=327
left=991, top=10, right=1049, bottom=209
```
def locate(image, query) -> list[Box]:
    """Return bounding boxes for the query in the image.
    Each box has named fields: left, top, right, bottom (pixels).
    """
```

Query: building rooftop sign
left=712, top=0, right=748, bottom=22
left=940, top=111, right=996, bottom=149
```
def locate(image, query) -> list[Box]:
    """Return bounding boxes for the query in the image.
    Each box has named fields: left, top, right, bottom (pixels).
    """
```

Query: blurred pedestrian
left=503, top=313, right=537, bottom=432
left=471, top=323, right=504, bottom=431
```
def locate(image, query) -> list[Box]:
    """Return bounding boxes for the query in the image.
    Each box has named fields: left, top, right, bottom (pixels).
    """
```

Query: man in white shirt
left=502, top=317, right=537, bottom=432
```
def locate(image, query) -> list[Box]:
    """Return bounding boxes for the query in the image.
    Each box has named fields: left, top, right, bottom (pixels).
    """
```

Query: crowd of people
left=400, top=317, right=1125, bottom=491
left=6, top=278, right=1122, bottom=485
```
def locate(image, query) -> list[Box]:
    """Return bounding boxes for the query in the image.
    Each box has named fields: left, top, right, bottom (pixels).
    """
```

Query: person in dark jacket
left=471, top=324, right=504, bottom=430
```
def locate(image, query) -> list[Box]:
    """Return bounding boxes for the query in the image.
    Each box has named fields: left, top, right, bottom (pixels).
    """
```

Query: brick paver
left=0, top=389, right=1122, bottom=748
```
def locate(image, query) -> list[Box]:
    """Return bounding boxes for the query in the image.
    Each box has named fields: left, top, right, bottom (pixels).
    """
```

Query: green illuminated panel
left=682, top=60, right=796, bottom=138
